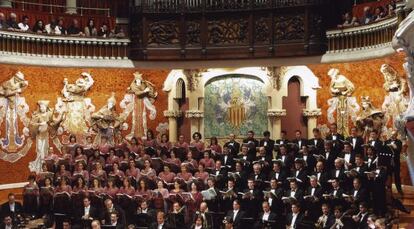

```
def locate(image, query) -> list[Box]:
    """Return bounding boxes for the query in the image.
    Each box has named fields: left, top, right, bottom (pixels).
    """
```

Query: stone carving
left=303, top=109, right=322, bottom=117
left=186, top=21, right=201, bottom=45
left=28, top=100, right=63, bottom=172
left=120, top=72, right=158, bottom=139
left=208, top=19, right=248, bottom=45
left=164, top=110, right=182, bottom=118
left=185, top=110, right=204, bottom=118
left=255, top=17, right=270, bottom=43
left=356, top=96, right=386, bottom=138
left=264, top=66, right=286, bottom=90
left=55, top=72, right=95, bottom=135
left=183, top=69, right=206, bottom=91
left=392, top=0, right=414, bottom=139
left=275, top=15, right=305, bottom=40
left=0, top=71, right=32, bottom=162
left=267, top=109, right=287, bottom=117
left=380, top=64, right=409, bottom=127
left=148, top=21, right=179, bottom=46
left=327, top=68, right=359, bottom=136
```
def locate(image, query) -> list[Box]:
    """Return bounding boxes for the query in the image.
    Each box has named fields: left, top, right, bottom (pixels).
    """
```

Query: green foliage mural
left=204, top=75, right=268, bottom=138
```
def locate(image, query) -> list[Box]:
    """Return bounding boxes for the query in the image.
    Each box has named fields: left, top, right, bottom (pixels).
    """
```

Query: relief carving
left=148, top=21, right=179, bottom=46
left=275, top=15, right=305, bottom=40
left=255, top=17, right=270, bottom=43
left=208, top=19, right=248, bottom=45
left=187, top=21, right=201, bottom=46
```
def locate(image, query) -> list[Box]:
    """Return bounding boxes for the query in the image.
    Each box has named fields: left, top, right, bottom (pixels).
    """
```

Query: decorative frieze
left=163, top=110, right=182, bottom=118
left=185, top=110, right=204, bottom=118
left=302, top=109, right=322, bottom=117
left=267, top=109, right=286, bottom=117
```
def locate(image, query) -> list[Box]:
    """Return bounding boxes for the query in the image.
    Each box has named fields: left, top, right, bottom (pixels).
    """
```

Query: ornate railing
left=326, top=16, right=399, bottom=53
left=130, top=0, right=329, bottom=60
left=0, top=30, right=130, bottom=59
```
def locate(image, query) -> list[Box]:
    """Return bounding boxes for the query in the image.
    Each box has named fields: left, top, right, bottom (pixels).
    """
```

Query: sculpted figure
left=356, top=96, right=385, bottom=138
left=61, top=72, right=94, bottom=102
left=28, top=100, right=62, bottom=172
left=381, top=64, right=407, bottom=93
left=0, top=71, right=28, bottom=106
left=91, top=93, right=124, bottom=145
left=328, top=68, right=355, bottom=97
left=122, top=72, right=158, bottom=139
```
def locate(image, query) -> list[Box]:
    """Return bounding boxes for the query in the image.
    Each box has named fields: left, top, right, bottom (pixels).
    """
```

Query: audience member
left=32, top=20, right=46, bottom=34
left=84, top=18, right=97, bottom=37
left=6, top=13, right=19, bottom=31
left=67, top=19, right=84, bottom=36
left=17, top=15, right=29, bottom=31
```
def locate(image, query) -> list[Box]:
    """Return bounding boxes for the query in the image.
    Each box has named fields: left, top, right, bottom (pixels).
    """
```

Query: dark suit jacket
left=284, top=188, right=304, bottom=202
left=286, top=212, right=305, bottom=228
left=309, top=138, right=325, bottom=154
left=260, top=139, right=275, bottom=158
left=224, top=141, right=240, bottom=156
left=306, top=186, right=324, bottom=200
left=312, top=171, right=330, bottom=189
left=76, top=206, right=99, bottom=223
left=0, top=202, right=23, bottom=217
left=292, top=138, right=308, bottom=152
left=350, top=188, right=368, bottom=205
left=149, top=222, right=171, bottom=229
left=322, top=214, right=336, bottom=229
left=326, top=133, right=345, bottom=151
left=102, top=205, right=126, bottom=226
left=226, top=210, right=246, bottom=229
left=346, top=136, right=364, bottom=154
left=220, top=154, right=235, bottom=169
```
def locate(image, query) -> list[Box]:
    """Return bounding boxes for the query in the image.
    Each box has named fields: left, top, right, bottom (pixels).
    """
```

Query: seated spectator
left=385, top=3, right=396, bottom=17
left=18, top=15, right=30, bottom=32
left=67, top=19, right=84, bottom=36
left=0, top=13, right=7, bottom=30
left=57, top=17, right=67, bottom=35
left=361, top=6, right=373, bottom=25
left=110, top=25, right=126, bottom=38
left=373, top=6, right=386, bottom=21
left=97, top=23, right=110, bottom=38
left=338, top=12, right=359, bottom=28
left=45, top=19, right=58, bottom=35
left=6, top=13, right=19, bottom=31
left=32, top=20, right=46, bottom=34
left=84, top=18, right=97, bottom=37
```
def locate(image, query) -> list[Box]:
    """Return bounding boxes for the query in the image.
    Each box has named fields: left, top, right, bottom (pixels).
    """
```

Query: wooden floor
left=394, top=185, right=414, bottom=229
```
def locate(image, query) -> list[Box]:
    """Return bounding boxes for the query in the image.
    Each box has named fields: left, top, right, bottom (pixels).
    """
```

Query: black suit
left=260, top=139, right=275, bottom=160
left=322, top=150, right=338, bottom=170
left=241, top=189, right=263, bottom=218
left=286, top=212, right=305, bottom=228
left=309, top=138, right=325, bottom=154
left=149, top=222, right=171, bottom=229
left=284, top=188, right=304, bottom=202
left=312, top=171, right=330, bottom=190
left=346, top=136, right=364, bottom=154
left=224, top=141, right=240, bottom=156
left=320, top=214, right=335, bottom=229
left=292, top=138, right=308, bottom=153
left=0, top=202, right=23, bottom=218
left=226, top=210, right=246, bottom=229
left=221, top=154, right=235, bottom=169
left=75, top=205, right=99, bottom=226
left=255, top=211, right=278, bottom=229
left=102, top=205, right=126, bottom=227
left=242, top=138, right=259, bottom=161
left=349, top=188, right=368, bottom=206
left=355, top=212, right=369, bottom=229
left=326, top=133, right=345, bottom=151
left=385, top=138, right=403, bottom=193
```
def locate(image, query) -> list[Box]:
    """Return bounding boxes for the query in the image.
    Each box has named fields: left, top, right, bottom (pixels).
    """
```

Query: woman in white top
left=18, top=16, right=30, bottom=31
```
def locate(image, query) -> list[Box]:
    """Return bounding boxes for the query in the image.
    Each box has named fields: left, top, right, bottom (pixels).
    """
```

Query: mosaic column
left=303, top=109, right=322, bottom=138
left=163, top=110, right=182, bottom=143
left=185, top=110, right=204, bottom=136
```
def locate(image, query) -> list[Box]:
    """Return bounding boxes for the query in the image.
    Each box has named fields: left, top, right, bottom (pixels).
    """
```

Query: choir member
left=22, top=175, right=39, bottom=216
left=346, top=127, right=364, bottom=155
left=255, top=201, right=278, bottom=229
left=190, top=132, right=205, bottom=159
left=225, top=200, right=245, bottom=229
left=309, top=128, right=325, bottom=154
left=209, top=136, right=222, bottom=157
left=315, top=203, right=335, bottom=229
left=195, top=164, right=209, bottom=181
left=326, top=123, right=345, bottom=152
left=224, top=133, right=240, bottom=156
left=159, top=165, right=176, bottom=184
left=286, top=202, right=305, bottom=229
left=159, top=134, right=172, bottom=158
left=292, top=130, right=308, bottom=153
left=199, top=151, right=215, bottom=170
left=385, top=130, right=403, bottom=195
left=220, top=145, right=234, bottom=169
left=242, top=130, right=259, bottom=161
left=259, top=130, right=275, bottom=159
left=104, top=179, right=119, bottom=198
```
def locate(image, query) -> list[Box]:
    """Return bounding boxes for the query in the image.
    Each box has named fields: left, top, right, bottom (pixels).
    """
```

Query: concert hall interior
left=1, top=0, right=414, bottom=228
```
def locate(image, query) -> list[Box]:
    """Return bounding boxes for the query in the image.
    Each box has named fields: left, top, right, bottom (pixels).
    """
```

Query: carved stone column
left=164, top=110, right=182, bottom=143
left=267, top=109, right=287, bottom=140
left=0, top=0, right=12, bottom=8
left=185, top=110, right=204, bottom=136
left=66, top=0, right=77, bottom=14
left=303, top=109, right=322, bottom=137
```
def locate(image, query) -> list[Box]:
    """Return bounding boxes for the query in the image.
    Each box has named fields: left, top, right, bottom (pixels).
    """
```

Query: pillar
left=164, top=110, right=181, bottom=143
left=0, top=0, right=12, bottom=8
left=66, top=0, right=77, bottom=14
left=267, top=109, right=287, bottom=140
left=185, top=110, right=203, bottom=136
left=303, top=109, right=322, bottom=138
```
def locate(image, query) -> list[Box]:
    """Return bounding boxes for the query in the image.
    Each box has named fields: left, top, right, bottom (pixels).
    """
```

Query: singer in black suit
left=385, top=131, right=403, bottom=195
left=225, top=200, right=246, bottom=229
left=254, top=201, right=279, bottom=229
left=0, top=193, right=23, bottom=219
left=346, top=127, right=364, bottom=155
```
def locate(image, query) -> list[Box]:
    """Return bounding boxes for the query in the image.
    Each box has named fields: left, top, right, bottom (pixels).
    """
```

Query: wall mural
left=204, top=75, right=267, bottom=138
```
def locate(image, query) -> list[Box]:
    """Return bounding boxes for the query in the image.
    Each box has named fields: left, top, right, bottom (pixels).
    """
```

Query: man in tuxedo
left=242, top=130, right=259, bottom=159
left=102, top=199, right=125, bottom=227
left=326, top=178, right=345, bottom=207
left=339, top=142, right=355, bottom=170
left=325, top=123, right=344, bottom=152
left=385, top=130, right=403, bottom=195
left=316, top=204, right=335, bottom=229
left=76, top=197, right=98, bottom=227
left=322, top=141, right=338, bottom=170
left=265, top=178, right=284, bottom=217
left=351, top=154, right=368, bottom=181
left=136, top=200, right=157, bottom=227
left=292, top=158, right=308, bottom=186
left=268, top=161, right=288, bottom=188
left=149, top=211, right=170, bottom=229
left=0, top=193, right=23, bottom=219
left=221, top=145, right=235, bottom=169
left=255, top=201, right=278, bottom=229
left=305, top=176, right=324, bottom=222
left=276, top=130, right=290, bottom=145
left=309, top=128, right=325, bottom=154
left=286, top=202, right=305, bottom=229
left=226, top=200, right=246, bottom=229
left=347, top=178, right=368, bottom=207
left=312, top=161, right=330, bottom=190
left=107, top=212, right=124, bottom=229
left=367, top=130, right=383, bottom=155
left=224, top=133, right=240, bottom=156
left=0, top=215, right=16, bottom=229
left=299, top=145, right=316, bottom=174
left=352, top=202, right=369, bottom=229
left=331, top=158, right=347, bottom=185
left=291, top=130, right=308, bottom=154
left=276, top=144, right=293, bottom=172
left=285, top=180, right=304, bottom=202
left=197, top=202, right=213, bottom=229
left=241, top=179, right=263, bottom=218
left=210, top=160, right=228, bottom=189
left=346, top=127, right=364, bottom=155
left=259, top=131, right=275, bottom=159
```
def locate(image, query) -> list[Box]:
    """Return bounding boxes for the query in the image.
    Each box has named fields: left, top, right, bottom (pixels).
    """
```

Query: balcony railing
left=326, top=16, right=398, bottom=53
left=0, top=30, right=130, bottom=60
